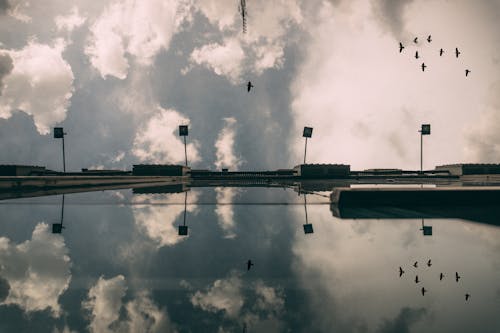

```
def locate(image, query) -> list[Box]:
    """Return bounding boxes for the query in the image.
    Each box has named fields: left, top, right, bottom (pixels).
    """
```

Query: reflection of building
left=293, top=164, right=350, bottom=179
left=435, top=164, right=500, bottom=176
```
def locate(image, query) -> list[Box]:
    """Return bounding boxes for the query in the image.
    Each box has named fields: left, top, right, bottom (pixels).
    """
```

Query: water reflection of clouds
left=214, top=187, right=241, bottom=239
left=0, top=223, right=71, bottom=317
left=83, top=275, right=176, bottom=333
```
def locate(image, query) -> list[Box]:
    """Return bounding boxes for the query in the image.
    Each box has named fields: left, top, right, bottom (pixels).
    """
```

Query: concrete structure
left=132, top=164, right=190, bottom=176
left=294, top=164, right=350, bottom=178
left=435, top=164, right=500, bottom=176
left=0, top=165, right=48, bottom=176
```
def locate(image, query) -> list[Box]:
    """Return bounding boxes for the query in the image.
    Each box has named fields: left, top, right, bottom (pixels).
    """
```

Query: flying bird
left=421, top=287, right=427, bottom=296
left=415, top=275, right=420, bottom=283
left=421, top=63, right=427, bottom=72
left=247, top=81, right=254, bottom=92
left=439, top=273, right=444, bottom=281
left=247, top=260, right=254, bottom=271
left=399, top=267, right=405, bottom=277
left=399, top=42, right=405, bottom=53
left=413, top=37, right=418, bottom=44
left=465, top=293, right=471, bottom=301
left=455, top=48, right=461, bottom=58
left=455, top=272, right=461, bottom=282
left=415, top=51, right=419, bottom=59
left=427, top=35, right=432, bottom=43
left=439, top=48, right=444, bottom=56
left=427, top=259, right=432, bottom=267
left=465, top=69, right=471, bottom=77
left=413, top=261, right=418, bottom=268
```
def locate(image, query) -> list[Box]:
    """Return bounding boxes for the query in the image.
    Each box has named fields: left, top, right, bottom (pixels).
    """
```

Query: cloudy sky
left=1, top=0, right=499, bottom=172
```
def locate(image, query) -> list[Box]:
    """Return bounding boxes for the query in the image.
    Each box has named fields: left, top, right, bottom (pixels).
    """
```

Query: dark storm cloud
left=0, top=53, right=13, bottom=95
left=372, top=0, right=414, bottom=38
left=0, top=275, right=10, bottom=302
left=0, top=0, right=9, bottom=15
left=376, top=307, right=427, bottom=333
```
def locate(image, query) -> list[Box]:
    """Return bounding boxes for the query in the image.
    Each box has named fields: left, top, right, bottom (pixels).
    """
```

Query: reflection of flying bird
left=415, top=275, right=420, bottom=283
left=399, top=267, right=405, bottom=277
left=413, top=261, right=418, bottom=268
left=399, top=42, right=405, bottom=53
left=421, top=287, right=427, bottom=296
left=247, top=260, right=254, bottom=271
left=247, top=81, right=254, bottom=92
left=415, top=51, right=419, bottom=59
left=455, top=272, right=461, bottom=282
left=455, top=48, right=461, bottom=58
left=439, top=273, right=444, bottom=280
left=427, top=259, right=432, bottom=267
left=427, top=35, right=432, bottom=43
left=465, top=69, right=471, bottom=77
left=413, top=37, right=418, bottom=44
left=465, top=293, right=470, bottom=301
left=421, top=63, right=427, bottom=72
left=439, top=48, right=444, bottom=56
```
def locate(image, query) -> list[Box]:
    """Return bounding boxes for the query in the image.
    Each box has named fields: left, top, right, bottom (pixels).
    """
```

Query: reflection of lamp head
left=420, top=219, right=432, bottom=236
left=178, top=225, right=188, bottom=236
left=52, top=223, right=64, bottom=234
left=303, top=224, right=314, bottom=234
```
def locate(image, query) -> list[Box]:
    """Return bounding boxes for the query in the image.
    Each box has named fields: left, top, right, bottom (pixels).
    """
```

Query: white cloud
left=214, top=117, right=242, bottom=170
left=0, top=39, right=74, bottom=134
left=0, top=223, right=71, bottom=317
left=83, top=275, right=176, bottom=333
left=132, top=106, right=201, bottom=165
left=55, top=6, right=86, bottom=32
left=85, top=0, right=191, bottom=79
left=214, top=187, right=240, bottom=239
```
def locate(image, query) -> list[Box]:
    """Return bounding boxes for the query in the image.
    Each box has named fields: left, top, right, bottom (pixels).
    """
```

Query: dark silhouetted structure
left=419, top=124, right=431, bottom=172
left=132, top=164, right=189, bottom=176
left=178, top=191, right=189, bottom=236
left=179, top=125, right=189, bottom=166
left=294, top=164, right=350, bottom=179
left=302, top=127, right=313, bottom=164
left=303, top=193, right=314, bottom=234
left=0, top=165, right=47, bottom=176
left=52, top=195, right=65, bottom=234
left=54, top=127, right=67, bottom=172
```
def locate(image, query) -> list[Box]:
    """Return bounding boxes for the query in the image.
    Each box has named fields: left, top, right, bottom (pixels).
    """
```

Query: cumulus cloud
left=0, top=223, right=71, bottom=317
left=85, top=0, right=192, bottom=79
left=214, top=187, right=240, bottom=239
left=132, top=106, right=201, bottom=165
left=372, top=0, right=413, bottom=38
left=83, top=275, right=175, bottom=333
left=0, top=0, right=9, bottom=15
left=0, top=53, right=13, bottom=93
left=55, top=6, right=86, bottom=32
left=131, top=191, right=200, bottom=248
left=0, top=275, right=9, bottom=302
left=0, top=39, right=74, bottom=134
left=214, top=117, right=242, bottom=170
left=376, top=307, right=427, bottom=333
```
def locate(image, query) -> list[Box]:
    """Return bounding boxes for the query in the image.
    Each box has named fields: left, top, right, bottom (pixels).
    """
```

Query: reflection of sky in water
left=0, top=188, right=499, bottom=332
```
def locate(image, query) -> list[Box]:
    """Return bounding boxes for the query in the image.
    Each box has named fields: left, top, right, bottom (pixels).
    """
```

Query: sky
left=1, top=0, right=500, bottom=172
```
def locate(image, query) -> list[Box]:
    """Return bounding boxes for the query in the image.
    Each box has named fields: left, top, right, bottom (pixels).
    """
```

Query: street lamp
left=54, top=127, right=67, bottom=172
left=418, top=124, right=431, bottom=173
left=301, top=187, right=314, bottom=234
left=179, top=125, right=188, bottom=167
left=178, top=191, right=188, bottom=236
left=420, top=219, right=432, bottom=236
left=52, top=195, right=65, bottom=234
left=302, top=126, right=313, bottom=165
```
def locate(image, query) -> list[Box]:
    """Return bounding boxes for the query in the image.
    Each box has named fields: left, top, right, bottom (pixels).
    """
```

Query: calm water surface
left=0, top=187, right=499, bottom=332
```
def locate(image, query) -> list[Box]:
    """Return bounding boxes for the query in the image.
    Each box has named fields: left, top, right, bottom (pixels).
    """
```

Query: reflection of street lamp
left=418, top=124, right=431, bottom=173
left=54, top=127, right=67, bottom=172
left=302, top=127, right=313, bottom=164
left=52, top=195, right=65, bottom=234
left=178, top=191, right=188, bottom=236
left=179, top=125, right=188, bottom=167
left=420, top=219, right=432, bottom=236
left=303, top=193, right=314, bottom=234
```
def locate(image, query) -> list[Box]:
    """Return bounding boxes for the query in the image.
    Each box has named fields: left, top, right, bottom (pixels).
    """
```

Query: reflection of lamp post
left=420, top=219, right=432, bottom=236
left=302, top=127, right=313, bottom=164
left=418, top=124, right=431, bottom=173
left=54, top=127, right=67, bottom=172
left=178, top=191, right=188, bottom=236
left=52, top=195, right=65, bottom=234
left=303, top=193, right=314, bottom=234
left=179, top=125, right=188, bottom=167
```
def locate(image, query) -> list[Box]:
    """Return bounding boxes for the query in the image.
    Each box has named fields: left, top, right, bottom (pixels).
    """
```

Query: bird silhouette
left=399, top=42, right=404, bottom=53
left=455, top=48, right=461, bottom=58
left=247, top=260, right=254, bottom=271
left=421, top=287, right=427, bottom=296
left=413, top=261, right=418, bottom=268
left=427, top=35, right=432, bottom=43
left=413, top=37, right=418, bottom=44
left=439, top=48, right=444, bottom=56
left=421, top=63, right=427, bottom=72
left=247, top=81, right=254, bottom=92
left=465, top=69, right=471, bottom=77
left=415, top=51, right=419, bottom=59
left=465, top=293, right=470, bottom=301
left=415, top=275, right=420, bottom=283
left=455, top=272, right=461, bottom=282
left=399, top=267, right=405, bottom=277
left=439, top=273, right=444, bottom=280
left=427, top=259, right=432, bottom=267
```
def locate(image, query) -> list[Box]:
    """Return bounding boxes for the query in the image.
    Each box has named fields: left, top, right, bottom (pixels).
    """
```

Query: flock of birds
left=399, top=35, right=471, bottom=76
left=399, top=259, right=470, bottom=301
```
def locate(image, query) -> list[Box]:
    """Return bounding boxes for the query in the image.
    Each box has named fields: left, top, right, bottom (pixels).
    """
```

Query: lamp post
left=178, top=191, right=188, bottom=236
left=52, top=195, right=65, bottom=234
left=54, top=127, right=67, bottom=172
left=179, top=125, right=188, bottom=167
left=302, top=127, right=313, bottom=165
left=418, top=124, right=431, bottom=173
